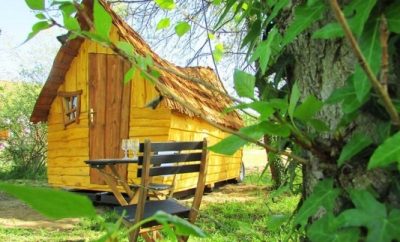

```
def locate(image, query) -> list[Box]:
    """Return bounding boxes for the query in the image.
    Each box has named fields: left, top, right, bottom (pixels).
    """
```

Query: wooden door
left=89, top=53, right=131, bottom=185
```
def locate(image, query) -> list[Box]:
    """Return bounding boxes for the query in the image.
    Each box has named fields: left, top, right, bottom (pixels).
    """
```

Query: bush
left=0, top=81, right=47, bottom=179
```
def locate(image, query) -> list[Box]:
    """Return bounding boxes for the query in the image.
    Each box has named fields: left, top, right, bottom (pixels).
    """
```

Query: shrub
left=0, top=81, right=47, bottom=179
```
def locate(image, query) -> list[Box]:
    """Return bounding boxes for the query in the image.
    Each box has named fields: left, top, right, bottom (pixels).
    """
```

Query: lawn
left=0, top=172, right=300, bottom=241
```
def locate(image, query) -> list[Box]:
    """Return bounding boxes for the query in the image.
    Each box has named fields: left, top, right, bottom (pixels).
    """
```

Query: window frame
left=58, top=90, right=83, bottom=128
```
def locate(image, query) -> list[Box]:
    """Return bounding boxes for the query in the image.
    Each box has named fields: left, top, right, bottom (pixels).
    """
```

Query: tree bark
left=280, top=3, right=400, bottom=215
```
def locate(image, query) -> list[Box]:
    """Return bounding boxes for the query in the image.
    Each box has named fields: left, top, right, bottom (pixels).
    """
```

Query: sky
left=0, top=1, right=237, bottom=95
left=0, top=1, right=60, bottom=81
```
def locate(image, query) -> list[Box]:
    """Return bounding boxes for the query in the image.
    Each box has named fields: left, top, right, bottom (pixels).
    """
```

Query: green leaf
left=116, top=41, right=134, bottom=56
left=156, top=18, right=170, bottom=30
left=213, top=43, right=224, bottom=62
left=294, top=179, right=340, bottom=227
left=288, top=82, right=300, bottom=120
left=151, top=211, right=206, bottom=237
left=63, top=14, right=80, bottom=31
left=260, top=121, right=291, bottom=137
left=0, top=183, right=96, bottom=219
left=342, top=93, right=368, bottom=114
left=308, top=213, right=360, bottom=242
left=352, top=19, right=380, bottom=101
left=154, top=0, right=175, bottom=10
left=312, top=23, right=343, bottom=39
left=233, top=69, right=255, bottom=99
left=59, top=2, right=76, bottom=16
left=212, top=0, right=222, bottom=5
left=338, top=190, right=400, bottom=242
left=226, top=101, right=275, bottom=120
left=385, top=2, right=400, bottom=33
left=25, top=0, right=45, bottom=10
left=368, top=132, right=400, bottom=169
left=24, top=21, right=51, bottom=43
left=325, top=84, right=354, bottom=104
left=241, top=19, right=262, bottom=48
left=267, top=214, right=289, bottom=231
left=209, top=124, right=265, bottom=155
left=175, top=21, right=191, bottom=37
left=93, top=0, right=112, bottom=40
left=82, top=31, right=109, bottom=44
left=313, top=0, right=377, bottom=39
left=249, top=102, right=275, bottom=120
left=337, top=133, right=373, bottom=166
left=309, top=119, right=329, bottom=132
left=124, top=68, right=136, bottom=83
left=214, top=0, right=236, bottom=29
left=269, top=98, right=289, bottom=114
left=345, top=0, right=377, bottom=36
left=35, top=13, right=46, bottom=20
left=293, top=95, right=323, bottom=121
left=264, top=0, right=290, bottom=25
left=251, top=28, right=279, bottom=74
left=282, top=2, right=326, bottom=45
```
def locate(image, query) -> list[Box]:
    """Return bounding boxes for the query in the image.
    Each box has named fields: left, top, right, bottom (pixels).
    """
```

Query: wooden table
left=85, top=158, right=139, bottom=206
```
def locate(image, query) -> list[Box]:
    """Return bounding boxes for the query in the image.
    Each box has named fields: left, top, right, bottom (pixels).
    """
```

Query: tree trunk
left=280, top=4, right=400, bottom=215
left=263, top=135, right=282, bottom=188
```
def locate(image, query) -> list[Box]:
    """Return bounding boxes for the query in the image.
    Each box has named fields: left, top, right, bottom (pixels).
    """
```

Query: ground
left=0, top=149, right=299, bottom=241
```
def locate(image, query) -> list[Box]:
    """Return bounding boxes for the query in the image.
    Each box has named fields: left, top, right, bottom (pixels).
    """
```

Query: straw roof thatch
left=30, top=0, right=242, bottom=130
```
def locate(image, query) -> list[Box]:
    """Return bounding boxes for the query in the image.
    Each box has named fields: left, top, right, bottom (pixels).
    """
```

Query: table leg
left=109, top=165, right=135, bottom=198
left=98, top=169, right=128, bottom=206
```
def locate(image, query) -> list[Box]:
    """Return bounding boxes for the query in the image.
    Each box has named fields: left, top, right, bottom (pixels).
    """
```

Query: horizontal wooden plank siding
left=46, top=36, right=95, bottom=189
left=166, top=112, right=242, bottom=192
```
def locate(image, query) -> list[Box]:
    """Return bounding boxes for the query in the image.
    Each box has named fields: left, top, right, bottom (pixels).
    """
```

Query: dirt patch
left=0, top=192, right=80, bottom=230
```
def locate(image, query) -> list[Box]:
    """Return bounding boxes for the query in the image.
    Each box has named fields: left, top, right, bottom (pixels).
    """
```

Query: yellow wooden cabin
left=30, top=0, right=243, bottom=194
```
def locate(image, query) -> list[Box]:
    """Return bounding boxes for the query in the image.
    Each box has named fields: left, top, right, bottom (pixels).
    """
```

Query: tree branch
left=380, top=14, right=389, bottom=92
left=329, top=0, right=400, bottom=128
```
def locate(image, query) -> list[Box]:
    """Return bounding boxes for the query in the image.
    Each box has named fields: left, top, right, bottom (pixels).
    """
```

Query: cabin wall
left=167, top=112, right=242, bottom=192
left=126, top=70, right=172, bottom=184
left=47, top=27, right=126, bottom=190
left=46, top=24, right=242, bottom=193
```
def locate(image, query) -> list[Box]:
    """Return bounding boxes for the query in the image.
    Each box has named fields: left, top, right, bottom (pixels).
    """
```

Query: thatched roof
left=30, top=0, right=242, bottom=130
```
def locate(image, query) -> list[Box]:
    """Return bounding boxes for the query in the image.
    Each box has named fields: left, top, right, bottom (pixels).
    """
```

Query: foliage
left=194, top=171, right=301, bottom=241
left=22, top=0, right=400, bottom=241
left=0, top=182, right=206, bottom=241
left=0, top=171, right=299, bottom=241
left=0, top=182, right=96, bottom=219
left=0, top=81, right=47, bottom=179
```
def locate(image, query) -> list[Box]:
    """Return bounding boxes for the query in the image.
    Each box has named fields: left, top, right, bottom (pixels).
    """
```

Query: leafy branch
left=329, top=0, right=400, bottom=128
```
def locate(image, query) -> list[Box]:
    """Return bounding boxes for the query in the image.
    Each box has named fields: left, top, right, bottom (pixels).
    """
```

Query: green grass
left=191, top=172, right=300, bottom=242
left=0, top=226, right=101, bottom=242
left=0, top=171, right=300, bottom=241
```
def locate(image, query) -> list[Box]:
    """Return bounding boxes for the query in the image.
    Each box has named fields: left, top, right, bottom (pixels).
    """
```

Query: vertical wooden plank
left=189, top=138, right=208, bottom=223
left=120, top=59, right=132, bottom=150
left=89, top=53, right=107, bottom=184
left=77, top=42, right=88, bottom=112
left=105, top=55, right=122, bottom=159
left=65, top=59, right=77, bottom=92
left=87, top=39, right=97, bottom=53
left=116, top=59, right=132, bottom=179
left=130, top=139, right=151, bottom=241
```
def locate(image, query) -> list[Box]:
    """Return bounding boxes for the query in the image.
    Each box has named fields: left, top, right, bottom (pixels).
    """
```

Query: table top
left=85, top=158, right=139, bottom=168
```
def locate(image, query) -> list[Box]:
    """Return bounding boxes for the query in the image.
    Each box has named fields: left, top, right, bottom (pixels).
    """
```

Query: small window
left=58, top=90, right=82, bottom=128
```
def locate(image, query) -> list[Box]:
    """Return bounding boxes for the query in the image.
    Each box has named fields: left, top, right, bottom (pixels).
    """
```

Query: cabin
left=30, top=0, right=243, bottom=194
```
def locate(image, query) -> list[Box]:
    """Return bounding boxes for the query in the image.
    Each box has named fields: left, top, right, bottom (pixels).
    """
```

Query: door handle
left=90, top=108, right=95, bottom=124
